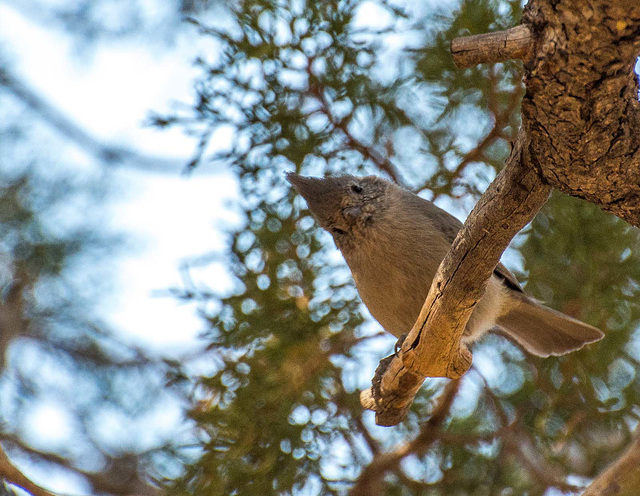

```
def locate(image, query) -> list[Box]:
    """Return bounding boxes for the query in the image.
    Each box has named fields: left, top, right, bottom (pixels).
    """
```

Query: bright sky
left=0, top=3, right=240, bottom=354
left=0, top=3, right=243, bottom=491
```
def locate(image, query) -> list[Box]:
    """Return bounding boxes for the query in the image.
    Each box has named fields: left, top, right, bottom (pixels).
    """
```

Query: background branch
left=581, top=430, right=640, bottom=496
left=351, top=380, right=460, bottom=496
left=0, top=444, right=59, bottom=496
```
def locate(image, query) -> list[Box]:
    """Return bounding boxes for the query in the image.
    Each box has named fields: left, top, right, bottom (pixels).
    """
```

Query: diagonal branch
left=0, top=433, right=162, bottom=496
left=581, top=428, right=640, bottom=496
left=0, top=443, right=59, bottom=496
left=361, top=0, right=640, bottom=427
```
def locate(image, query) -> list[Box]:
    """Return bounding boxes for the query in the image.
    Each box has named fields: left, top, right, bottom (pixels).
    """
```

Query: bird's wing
left=407, top=191, right=526, bottom=294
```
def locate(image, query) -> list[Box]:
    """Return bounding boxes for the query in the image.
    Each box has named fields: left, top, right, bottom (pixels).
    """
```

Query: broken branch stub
left=451, top=25, right=533, bottom=68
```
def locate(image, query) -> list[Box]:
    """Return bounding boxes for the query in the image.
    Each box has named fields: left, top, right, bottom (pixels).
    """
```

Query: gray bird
left=287, top=173, right=604, bottom=357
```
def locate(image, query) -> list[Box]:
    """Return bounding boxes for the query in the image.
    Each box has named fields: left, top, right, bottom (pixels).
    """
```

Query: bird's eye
left=351, top=184, right=363, bottom=193
left=332, top=227, right=346, bottom=235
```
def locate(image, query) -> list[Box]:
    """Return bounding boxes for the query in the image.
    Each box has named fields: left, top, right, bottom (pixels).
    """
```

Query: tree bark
left=451, top=25, right=533, bottom=68
left=522, top=1, right=640, bottom=226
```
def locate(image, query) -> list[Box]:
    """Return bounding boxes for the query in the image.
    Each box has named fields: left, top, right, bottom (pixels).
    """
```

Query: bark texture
left=361, top=133, right=552, bottom=425
left=522, top=1, right=640, bottom=226
left=451, top=25, right=533, bottom=68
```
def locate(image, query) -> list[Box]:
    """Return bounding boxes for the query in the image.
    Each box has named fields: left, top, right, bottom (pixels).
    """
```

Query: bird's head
left=287, top=173, right=389, bottom=250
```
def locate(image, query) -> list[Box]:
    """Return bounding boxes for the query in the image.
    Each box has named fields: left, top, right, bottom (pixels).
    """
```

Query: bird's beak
left=286, top=173, right=344, bottom=227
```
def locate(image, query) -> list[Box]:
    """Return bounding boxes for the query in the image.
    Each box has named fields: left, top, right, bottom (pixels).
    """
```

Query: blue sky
left=0, top=2, right=241, bottom=353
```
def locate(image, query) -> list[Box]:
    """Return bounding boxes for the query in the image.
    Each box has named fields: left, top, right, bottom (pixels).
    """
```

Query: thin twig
left=305, top=63, right=404, bottom=185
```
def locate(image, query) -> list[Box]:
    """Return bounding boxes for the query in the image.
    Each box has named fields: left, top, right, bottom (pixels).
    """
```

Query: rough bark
left=522, top=1, right=640, bottom=226
left=361, top=133, right=551, bottom=425
left=362, top=0, right=640, bottom=425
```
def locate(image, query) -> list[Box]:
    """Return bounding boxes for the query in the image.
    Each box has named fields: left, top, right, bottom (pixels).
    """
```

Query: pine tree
left=161, top=0, right=640, bottom=494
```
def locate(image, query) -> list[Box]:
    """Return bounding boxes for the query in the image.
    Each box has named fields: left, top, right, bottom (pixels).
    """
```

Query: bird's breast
left=347, top=239, right=443, bottom=338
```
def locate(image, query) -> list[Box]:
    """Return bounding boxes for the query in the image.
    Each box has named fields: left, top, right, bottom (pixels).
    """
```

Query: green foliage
left=161, top=0, right=640, bottom=495
left=175, top=199, right=369, bottom=495
left=0, top=97, right=170, bottom=491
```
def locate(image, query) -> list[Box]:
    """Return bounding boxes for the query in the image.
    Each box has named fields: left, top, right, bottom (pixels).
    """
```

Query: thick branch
left=582, top=433, right=640, bottom=496
left=522, top=1, right=640, bottom=226
left=361, top=132, right=551, bottom=425
left=363, top=0, right=640, bottom=427
left=451, top=25, right=533, bottom=68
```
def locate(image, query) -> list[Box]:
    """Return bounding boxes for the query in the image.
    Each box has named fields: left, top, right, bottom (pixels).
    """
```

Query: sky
left=0, top=2, right=240, bottom=354
left=0, top=5, right=246, bottom=491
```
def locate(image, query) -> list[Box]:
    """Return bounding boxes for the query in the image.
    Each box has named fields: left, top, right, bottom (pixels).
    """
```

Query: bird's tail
left=496, top=295, right=604, bottom=357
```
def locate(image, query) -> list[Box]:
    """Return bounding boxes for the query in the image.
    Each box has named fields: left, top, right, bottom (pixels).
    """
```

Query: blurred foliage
left=0, top=88, right=173, bottom=491
left=155, top=0, right=640, bottom=495
left=157, top=0, right=640, bottom=495
left=2, top=0, right=634, bottom=493
left=1, top=0, right=224, bottom=48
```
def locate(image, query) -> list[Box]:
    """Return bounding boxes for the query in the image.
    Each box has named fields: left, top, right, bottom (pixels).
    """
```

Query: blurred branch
left=307, top=65, right=404, bottom=186
left=582, top=429, right=640, bottom=496
left=503, top=433, right=581, bottom=492
left=0, top=67, right=199, bottom=175
left=425, top=65, right=522, bottom=200
left=0, top=443, right=59, bottom=496
left=0, top=262, right=31, bottom=370
left=451, top=25, right=533, bottom=68
left=0, top=434, right=162, bottom=496
left=350, top=379, right=459, bottom=496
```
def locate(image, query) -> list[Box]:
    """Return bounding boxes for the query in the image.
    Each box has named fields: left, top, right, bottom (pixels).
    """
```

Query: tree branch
left=351, top=380, right=460, bottom=496
left=0, top=443, right=60, bottom=496
left=361, top=0, right=640, bottom=427
left=451, top=25, right=533, bottom=68
left=0, top=434, right=162, bottom=496
left=521, top=0, right=640, bottom=226
left=581, top=431, right=640, bottom=496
